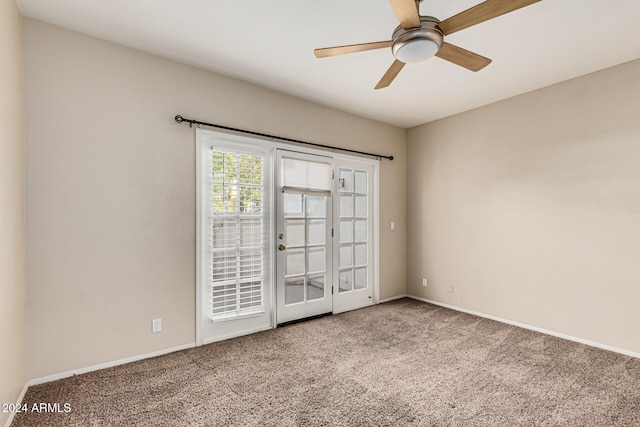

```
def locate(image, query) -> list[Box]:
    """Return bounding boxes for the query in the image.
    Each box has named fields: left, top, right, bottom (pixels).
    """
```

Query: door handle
left=278, top=244, right=286, bottom=251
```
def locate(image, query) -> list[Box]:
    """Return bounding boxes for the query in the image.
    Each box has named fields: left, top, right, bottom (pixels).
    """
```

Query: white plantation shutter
left=209, top=149, right=267, bottom=319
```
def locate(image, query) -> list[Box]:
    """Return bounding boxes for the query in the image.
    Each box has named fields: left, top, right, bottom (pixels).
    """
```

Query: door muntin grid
left=338, top=168, right=369, bottom=293
left=283, top=193, right=328, bottom=305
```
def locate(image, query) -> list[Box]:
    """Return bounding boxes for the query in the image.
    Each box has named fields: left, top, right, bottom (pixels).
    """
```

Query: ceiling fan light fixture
left=391, top=16, right=443, bottom=63
left=394, top=38, right=439, bottom=63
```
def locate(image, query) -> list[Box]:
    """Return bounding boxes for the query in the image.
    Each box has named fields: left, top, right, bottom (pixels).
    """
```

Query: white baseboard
left=333, top=301, right=375, bottom=315
left=202, top=325, right=273, bottom=346
left=407, top=295, right=640, bottom=359
left=4, top=381, right=29, bottom=427
left=378, top=294, right=407, bottom=304
left=29, top=343, right=196, bottom=387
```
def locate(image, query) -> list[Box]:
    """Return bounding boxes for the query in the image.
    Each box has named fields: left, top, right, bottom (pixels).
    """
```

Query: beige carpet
left=13, top=298, right=640, bottom=426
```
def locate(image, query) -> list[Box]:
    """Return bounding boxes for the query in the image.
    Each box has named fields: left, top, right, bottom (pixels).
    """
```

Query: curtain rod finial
left=175, top=115, right=184, bottom=123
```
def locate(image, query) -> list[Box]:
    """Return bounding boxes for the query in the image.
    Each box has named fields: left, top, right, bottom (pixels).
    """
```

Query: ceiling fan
left=314, top=0, right=541, bottom=89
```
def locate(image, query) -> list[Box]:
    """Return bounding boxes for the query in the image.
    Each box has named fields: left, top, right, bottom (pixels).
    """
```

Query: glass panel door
left=276, top=150, right=333, bottom=325
left=333, top=159, right=375, bottom=313
left=196, top=129, right=273, bottom=345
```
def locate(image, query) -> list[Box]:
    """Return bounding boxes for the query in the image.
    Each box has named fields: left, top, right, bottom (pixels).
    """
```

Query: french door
left=196, top=130, right=273, bottom=345
left=275, top=151, right=376, bottom=324
left=333, top=158, right=375, bottom=313
left=275, top=150, right=333, bottom=325
left=196, top=128, right=378, bottom=343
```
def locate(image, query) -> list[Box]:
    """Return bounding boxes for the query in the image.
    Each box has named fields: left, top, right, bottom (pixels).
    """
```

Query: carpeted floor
left=12, top=298, right=640, bottom=426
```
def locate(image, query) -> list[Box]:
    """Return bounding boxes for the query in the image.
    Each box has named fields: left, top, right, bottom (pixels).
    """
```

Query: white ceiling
left=17, top=0, right=640, bottom=128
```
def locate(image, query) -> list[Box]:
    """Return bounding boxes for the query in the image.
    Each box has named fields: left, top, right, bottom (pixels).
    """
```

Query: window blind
left=209, top=149, right=266, bottom=319
left=282, top=157, right=332, bottom=195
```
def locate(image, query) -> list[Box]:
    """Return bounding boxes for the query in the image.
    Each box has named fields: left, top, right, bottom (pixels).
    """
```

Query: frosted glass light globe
left=395, top=38, right=439, bottom=63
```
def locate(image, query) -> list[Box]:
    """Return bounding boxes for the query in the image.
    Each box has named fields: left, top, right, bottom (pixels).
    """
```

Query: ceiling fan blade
left=375, top=60, right=406, bottom=90
left=314, top=41, right=392, bottom=58
left=438, top=0, right=541, bottom=35
left=435, top=42, right=492, bottom=72
left=389, top=0, right=421, bottom=29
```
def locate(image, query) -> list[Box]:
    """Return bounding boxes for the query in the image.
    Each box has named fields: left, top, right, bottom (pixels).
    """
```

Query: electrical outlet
left=422, top=278, right=428, bottom=287
left=390, top=221, right=396, bottom=230
left=152, top=318, right=162, bottom=333
left=448, top=283, right=454, bottom=293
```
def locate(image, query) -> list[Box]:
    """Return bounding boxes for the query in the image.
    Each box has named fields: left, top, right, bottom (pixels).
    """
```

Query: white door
left=333, top=158, right=376, bottom=313
left=276, top=150, right=333, bottom=325
left=196, top=130, right=273, bottom=345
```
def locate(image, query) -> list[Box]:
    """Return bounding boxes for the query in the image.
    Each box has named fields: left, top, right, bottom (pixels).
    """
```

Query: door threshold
left=277, top=312, right=332, bottom=328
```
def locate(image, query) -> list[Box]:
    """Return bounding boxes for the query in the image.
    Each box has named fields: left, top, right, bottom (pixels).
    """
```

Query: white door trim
left=195, top=129, right=276, bottom=346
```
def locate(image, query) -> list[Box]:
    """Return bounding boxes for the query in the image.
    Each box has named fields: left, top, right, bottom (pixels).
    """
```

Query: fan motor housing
left=392, top=16, right=444, bottom=63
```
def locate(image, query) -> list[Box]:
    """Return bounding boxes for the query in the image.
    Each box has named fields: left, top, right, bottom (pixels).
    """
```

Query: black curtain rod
left=175, top=115, right=393, bottom=161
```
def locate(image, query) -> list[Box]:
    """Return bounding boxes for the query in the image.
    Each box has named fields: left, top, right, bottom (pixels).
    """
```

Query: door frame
left=275, top=149, right=334, bottom=325
left=272, top=149, right=381, bottom=322
left=195, top=129, right=276, bottom=346
left=196, top=128, right=379, bottom=345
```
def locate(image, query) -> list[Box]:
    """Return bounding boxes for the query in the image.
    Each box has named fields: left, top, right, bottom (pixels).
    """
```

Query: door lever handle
left=278, top=244, right=286, bottom=251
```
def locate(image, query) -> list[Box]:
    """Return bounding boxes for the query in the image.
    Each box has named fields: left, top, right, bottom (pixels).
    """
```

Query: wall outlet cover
left=152, top=319, right=162, bottom=333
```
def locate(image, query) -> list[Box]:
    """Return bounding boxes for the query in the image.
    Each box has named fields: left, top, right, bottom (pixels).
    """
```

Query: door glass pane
left=339, top=195, right=353, bottom=217
left=240, top=218, right=262, bottom=247
left=354, top=267, right=367, bottom=290
left=286, top=248, right=305, bottom=275
left=239, top=186, right=262, bottom=213
left=354, top=219, right=367, bottom=241
left=307, top=274, right=325, bottom=301
left=339, top=245, right=352, bottom=268
left=212, top=284, right=236, bottom=312
left=284, top=193, right=303, bottom=217
left=212, top=217, right=238, bottom=249
left=354, top=170, right=368, bottom=194
left=239, top=281, right=262, bottom=309
left=339, top=219, right=353, bottom=243
left=212, top=250, right=237, bottom=281
left=239, top=249, right=261, bottom=278
left=307, top=247, right=326, bottom=274
left=354, top=243, right=367, bottom=266
left=339, top=270, right=353, bottom=293
left=306, top=195, right=326, bottom=218
left=285, top=276, right=305, bottom=304
left=285, top=219, right=305, bottom=247
left=339, top=169, right=354, bottom=192
left=307, top=219, right=326, bottom=246
left=354, top=195, right=368, bottom=217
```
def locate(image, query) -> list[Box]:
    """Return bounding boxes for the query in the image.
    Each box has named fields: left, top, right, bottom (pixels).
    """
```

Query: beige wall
left=407, top=58, right=640, bottom=354
left=24, top=19, right=406, bottom=379
left=0, top=0, right=28, bottom=424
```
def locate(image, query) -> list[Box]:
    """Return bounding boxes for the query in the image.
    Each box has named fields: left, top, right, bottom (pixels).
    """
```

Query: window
left=208, top=149, right=266, bottom=319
